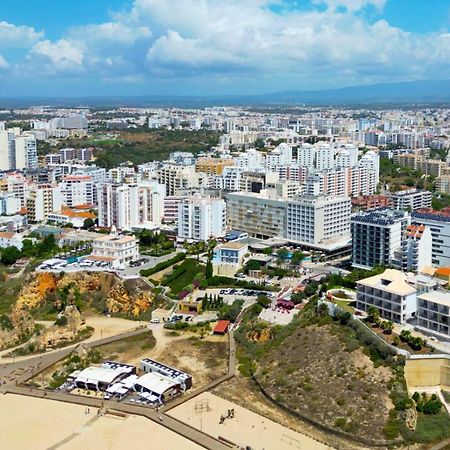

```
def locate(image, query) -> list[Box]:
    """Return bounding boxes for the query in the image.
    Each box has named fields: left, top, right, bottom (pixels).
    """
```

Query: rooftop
left=135, top=372, right=179, bottom=395
left=357, top=268, right=417, bottom=296
left=418, top=290, right=450, bottom=307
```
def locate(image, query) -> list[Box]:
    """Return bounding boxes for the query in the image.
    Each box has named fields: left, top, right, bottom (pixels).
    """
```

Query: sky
left=0, top=0, right=449, bottom=97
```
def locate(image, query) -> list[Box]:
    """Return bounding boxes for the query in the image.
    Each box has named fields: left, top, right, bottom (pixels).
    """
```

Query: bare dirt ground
left=156, top=334, right=229, bottom=388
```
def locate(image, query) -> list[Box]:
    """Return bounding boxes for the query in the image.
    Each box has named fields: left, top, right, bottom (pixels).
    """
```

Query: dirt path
left=0, top=316, right=145, bottom=364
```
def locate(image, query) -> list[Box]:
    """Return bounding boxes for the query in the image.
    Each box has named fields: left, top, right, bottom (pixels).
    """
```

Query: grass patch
left=163, top=259, right=204, bottom=294
left=403, top=413, right=450, bottom=443
left=333, top=300, right=355, bottom=313
left=95, top=331, right=156, bottom=360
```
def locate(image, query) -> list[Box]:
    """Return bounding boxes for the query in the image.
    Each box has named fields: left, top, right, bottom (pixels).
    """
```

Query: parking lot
left=37, top=257, right=114, bottom=273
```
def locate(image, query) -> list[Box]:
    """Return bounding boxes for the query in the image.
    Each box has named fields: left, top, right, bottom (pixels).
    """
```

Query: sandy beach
left=169, top=391, right=332, bottom=450
left=0, top=394, right=201, bottom=450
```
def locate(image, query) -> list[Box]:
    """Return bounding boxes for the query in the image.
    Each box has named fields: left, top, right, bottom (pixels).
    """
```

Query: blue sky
left=0, top=0, right=448, bottom=96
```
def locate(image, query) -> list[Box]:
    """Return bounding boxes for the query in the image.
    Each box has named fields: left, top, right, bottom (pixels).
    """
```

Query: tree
left=277, top=248, right=289, bottom=261
left=0, top=246, right=21, bottom=265
left=82, top=218, right=95, bottom=229
left=381, top=320, right=394, bottom=335
left=205, top=259, right=213, bottom=279
left=245, top=259, right=261, bottom=273
left=367, top=306, right=380, bottom=324
left=317, top=302, right=329, bottom=317
left=291, top=251, right=305, bottom=266
left=21, top=239, right=35, bottom=257
left=256, top=295, right=271, bottom=309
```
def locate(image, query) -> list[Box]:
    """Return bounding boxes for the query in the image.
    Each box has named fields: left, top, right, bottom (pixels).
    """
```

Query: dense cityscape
left=1, top=0, right=450, bottom=449
left=0, top=104, right=449, bottom=449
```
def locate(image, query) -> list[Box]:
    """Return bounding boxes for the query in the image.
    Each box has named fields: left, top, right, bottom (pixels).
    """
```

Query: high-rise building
left=177, top=196, right=226, bottom=241
left=412, top=209, right=450, bottom=267
left=286, top=195, right=351, bottom=247
left=97, top=182, right=166, bottom=230
left=14, top=135, right=38, bottom=170
left=60, top=175, right=94, bottom=207
left=26, top=183, right=63, bottom=222
left=351, top=209, right=410, bottom=270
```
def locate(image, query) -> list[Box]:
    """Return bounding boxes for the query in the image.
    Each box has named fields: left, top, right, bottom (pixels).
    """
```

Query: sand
left=0, top=394, right=201, bottom=450
left=169, top=392, right=331, bottom=450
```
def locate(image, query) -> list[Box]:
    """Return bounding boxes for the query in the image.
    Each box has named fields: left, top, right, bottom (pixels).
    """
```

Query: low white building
left=89, top=233, right=139, bottom=268
left=356, top=268, right=417, bottom=324
left=0, top=231, right=23, bottom=250
left=417, top=290, right=450, bottom=338
left=212, top=241, right=248, bottom=277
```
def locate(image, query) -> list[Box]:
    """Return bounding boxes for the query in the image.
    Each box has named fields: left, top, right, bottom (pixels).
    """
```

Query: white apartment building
left=211, top=166, right=242, bottom=191
left=412, top=210, right=450, bottom=267
left=436, top=176, right=450, bottom=194
left=399, top=224, right=432, bottom=273
left=13, top=134, right=38, bottom=170
left=97, top=182, right=165, bottom=230
left=0, top=130, right=37, bottom=171
left=163, top=195, right=187, bottom=223
left=60, top=175, right=94, bottom=207
left=417, top=291, right=450, bottom=338
left=351, top=209, right=410, bottom=270
left=286, top=195, right=351, bottom=248
left=0, top=172, right=30, bottom=207
left=0, top=193, right=21, bottom=215
left=356, top=269, right=417, bottom=324
left=390, top=189, right=433, bottom=211
left=177, top=196, right=226, bottom=241
left=90, top=234, right=139, bottom=268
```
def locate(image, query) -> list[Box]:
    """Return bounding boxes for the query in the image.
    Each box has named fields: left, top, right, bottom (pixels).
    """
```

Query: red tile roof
left=213, top=320, right=230, bottom=334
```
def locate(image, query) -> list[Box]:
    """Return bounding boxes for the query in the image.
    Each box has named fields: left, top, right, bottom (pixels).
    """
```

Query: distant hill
left=1, top=79, right=449, bottom=108
left=253, top=79, right=450, bottom=105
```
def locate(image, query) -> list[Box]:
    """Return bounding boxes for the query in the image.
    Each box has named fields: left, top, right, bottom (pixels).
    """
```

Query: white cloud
left=30, top=39, right=84, bottom=73
left=0, top=54, right=9, bottom=69
left=0, top=21, right=43, bottom=48
left=311, top=0, right=386, bottom=12
left=10, top=0, right=450, bottom=90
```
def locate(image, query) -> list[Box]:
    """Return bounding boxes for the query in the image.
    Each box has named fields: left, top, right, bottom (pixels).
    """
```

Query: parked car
left=150, top=318, right=160, bottom=324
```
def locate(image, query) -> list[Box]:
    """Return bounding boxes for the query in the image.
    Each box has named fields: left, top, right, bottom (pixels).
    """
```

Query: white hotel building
left=177, top=195, right=226, bottom=241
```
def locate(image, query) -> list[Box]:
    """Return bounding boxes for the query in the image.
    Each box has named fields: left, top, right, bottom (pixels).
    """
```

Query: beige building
left=226, top=191, right=286, bottom=239
left=436, top=175, right=450, bottom=194
left=195, top=157, right=235, bottom=176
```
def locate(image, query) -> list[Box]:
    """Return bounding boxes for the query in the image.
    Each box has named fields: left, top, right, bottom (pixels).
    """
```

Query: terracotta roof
left=435, top=267, right=450, bottom=277
left=213, top=320, right=230, bottom=334
left=0, top=232, right=15, bottom=239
